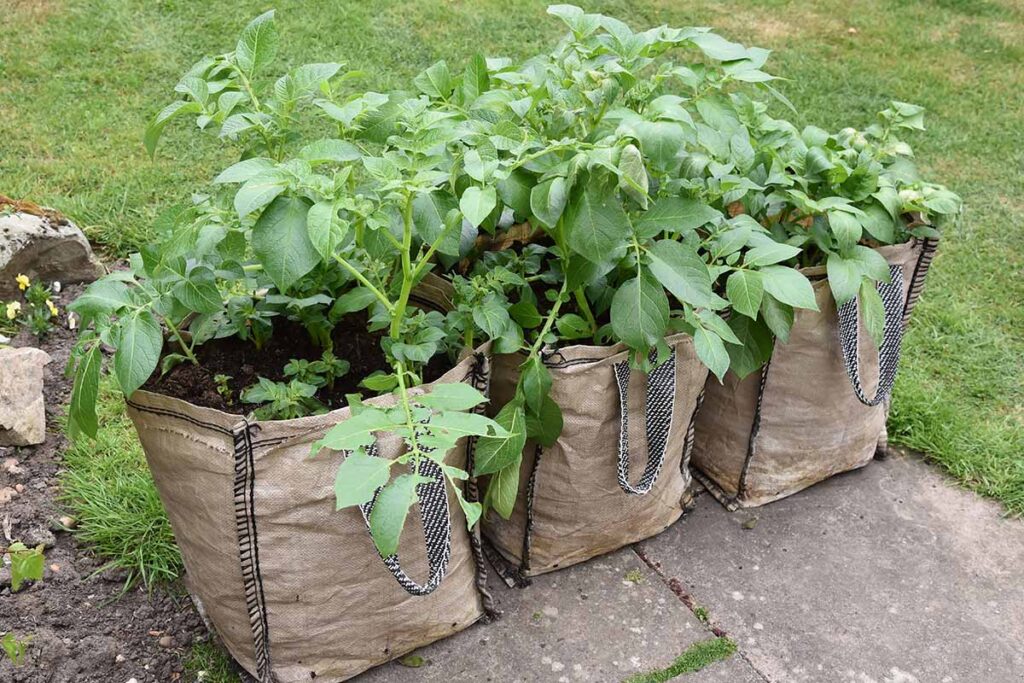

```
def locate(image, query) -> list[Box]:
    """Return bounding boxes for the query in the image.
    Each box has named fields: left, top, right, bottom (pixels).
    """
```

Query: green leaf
left=860, top=281, right=886, bottom=349
left=725, top=269, right=763, bottom=319
left=743, top=242, right=801, bottom=267
left=462, top=53, right=490, bottom=102
left=496, top=169, right=532, bottom=217
left=415, top=383, right=488, bottom=411
left=315, top=407, right=394, bottom=452
left=474, top=401, right=527, bottom=475
left=828, top=210, right=862, bottom=253
left=565, top=187, right=629, bottom=264
left=252, top=195, right=321, bottom=292
left=172, top=266, right=221, bottom=314
left=334, top=451, right=392, bottom=509
left=369, top=474, right=428, bottom=557
left=725, top=315, right=774, bottom=379
left=555, top=313, right=591, bottom=339
left=429, top=411, right=505, bottom=438
left=236, top=10, right=278, bottom=77
left=630, top=121, right=686, bottom=171
left=144, top=101, right=202, bottom=158
left=8, top=543, right=44, bottom=592
left=760, top=266, right=818, bottom=311
left=307, top=201, right=347, bottom=261
left=214, top=157, right=276, bottom=184
left=647, top=239, right=718, bottom=309
left=694, top=326, right=730, bottom=381
left=692, top=32, right=751, bottom=61
left=611, top=270, right=669, bottom=351
left=860, top=202, right=897, bottom=244
left=509, top=300, right=543, bottom=329
left=331, top=287, right=378, bottom=318
left=826, top=253, right=862, bottom=306
left=850, top=245, right=892, bottom=282
left=459, top=185, right=496, bottom=227
left=69, top=279, right=131, bottom=325
left=525, top=395, right=563, bottom=447
left=452, top=485, right=482, bottom=530
left=70, top=344, right=102, bottom=438
left=114, top=310, right=163, bottom=397
left=291, top=62, right=343, bottom=93
left=413, top=191, right=460, bottom=256
left=413, top=60, right=453, bottom=99
left=634, top=197, right=721, bottom=239
left=618, top=143, right=649, bottom=209
left=298, top=139, right=361, bottom=165
left=472, top=296, right=511, bottom=338
left=760, top=293, right=794, bottom=344
left=530, top=177, right=569, bottom=229
left=520, top=356, right=552, bottom=414
left=234, top=173, right=286, bottom=218
left=485, top=459, right=521, bottom=519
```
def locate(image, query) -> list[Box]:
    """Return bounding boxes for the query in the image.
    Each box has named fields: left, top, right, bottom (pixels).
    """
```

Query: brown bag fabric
left=127, top=347, right=492, bottom=683
left=482, top=333, right=709, bottom=578
left=691, top=239, right=937, bottom=509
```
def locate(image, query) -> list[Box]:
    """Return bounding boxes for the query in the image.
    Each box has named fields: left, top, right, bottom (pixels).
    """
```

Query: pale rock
left=0, top=212, right=104, bottom=296
left=0, top=347, right=51, bottom=446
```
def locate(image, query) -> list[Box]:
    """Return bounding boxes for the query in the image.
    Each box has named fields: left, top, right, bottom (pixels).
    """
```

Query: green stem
left=573, top=288, right=597, bottom=335
left=390, top=196, right=416, bottom=340
left=529, top=280, right=569, bottom=358
left=164, top=317, right=199, bottom=365
left=333, top=255, right=394, bottom=313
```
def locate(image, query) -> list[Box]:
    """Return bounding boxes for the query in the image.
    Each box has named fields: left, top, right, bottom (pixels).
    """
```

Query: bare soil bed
left=0, top=285, right=212, bottom=683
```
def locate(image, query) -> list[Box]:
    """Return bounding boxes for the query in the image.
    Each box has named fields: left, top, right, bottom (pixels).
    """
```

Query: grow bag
left=482, top=333, right=709, bottom=579
left=126, top=345, right=494, bottom=683
left=691, top=238, right=938, bottom=509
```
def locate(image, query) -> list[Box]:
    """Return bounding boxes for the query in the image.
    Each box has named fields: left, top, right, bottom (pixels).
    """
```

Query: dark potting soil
left=145, top=311, right=451, bottom=414
left=0, top=284, right=220, bottom=683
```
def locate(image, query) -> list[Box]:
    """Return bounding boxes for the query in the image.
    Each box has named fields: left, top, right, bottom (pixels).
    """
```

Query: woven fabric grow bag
left=126, top=346, right=493, bottom=683
left=481, top=333, right=709, bottom=579
left=691, top=238, right=938, bottom=509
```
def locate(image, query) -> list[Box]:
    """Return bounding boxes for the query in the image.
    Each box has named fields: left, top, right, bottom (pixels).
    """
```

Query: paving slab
left=638, top=453, right=1024, bottom=683
left=356, top=547, right=762, bottom=682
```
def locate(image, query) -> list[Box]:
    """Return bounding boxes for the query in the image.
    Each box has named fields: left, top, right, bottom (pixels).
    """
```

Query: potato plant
left=66, top=6, right=961, bottom=543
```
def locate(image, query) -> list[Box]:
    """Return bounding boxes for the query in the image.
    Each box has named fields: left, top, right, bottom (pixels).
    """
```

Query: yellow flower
left=15, top=274, right=30, bottom=291
left=6, top=301, right=21, bottom=320
left=46, top=299, right=58, bottom=316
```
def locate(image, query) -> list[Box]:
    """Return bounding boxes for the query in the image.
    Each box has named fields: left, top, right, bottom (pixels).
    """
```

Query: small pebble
left=58, top=515, right=77, bottom=529
left=49, top=563, right=60, bottom=573
left=115, top=654, right=126, bottom=664
left=158, top=635, right=175, bottom=648
left=14, top=483, right=24, bottom=493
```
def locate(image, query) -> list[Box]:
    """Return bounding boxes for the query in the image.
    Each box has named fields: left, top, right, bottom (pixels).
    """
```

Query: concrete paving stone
left=638, top=453, right=1024, bottom=683
left=356, top=546, right=762, bottom=682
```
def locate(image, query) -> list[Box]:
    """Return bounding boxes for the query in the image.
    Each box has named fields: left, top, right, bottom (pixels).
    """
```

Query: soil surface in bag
left=144, top=310, right=451, bottom=413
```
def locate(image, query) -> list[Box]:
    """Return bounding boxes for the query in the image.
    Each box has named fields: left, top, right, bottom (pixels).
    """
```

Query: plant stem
left=333, top=255, right=394, bottom=313
left=389, top=196, right=416, bottom=340
left=529, top=280, right=569, bottom=358
left=573, top=287, right=597, bottom=335
left=164, top=317, right=199, bottom=365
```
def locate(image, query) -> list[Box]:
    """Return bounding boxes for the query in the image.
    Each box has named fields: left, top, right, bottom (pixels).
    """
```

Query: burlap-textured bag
left=692, top=238, right=938, bottom=509
left=127, top=339, right=494, bottom=683
left=482, top=333, right=709, bottom=579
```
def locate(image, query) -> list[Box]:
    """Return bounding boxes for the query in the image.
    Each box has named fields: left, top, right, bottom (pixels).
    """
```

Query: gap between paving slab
left=355, top=546, right=762, bottom=682
left=637, top=453, right=1024, bottom=683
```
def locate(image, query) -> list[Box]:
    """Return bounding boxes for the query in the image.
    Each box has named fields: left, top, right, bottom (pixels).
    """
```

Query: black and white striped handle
left=612, top=350, right=677, bottom=496
left=358, top=442, right=452, bottom=596
left=838, top=264, right=906, bottom=407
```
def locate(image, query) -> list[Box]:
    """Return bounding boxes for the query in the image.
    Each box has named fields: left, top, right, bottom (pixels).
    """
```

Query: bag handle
left=357, top=441, right=452, bottom=596
left=612, top=349, right=677, bottom=495
left=837, top=264, right=907, bottom=407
